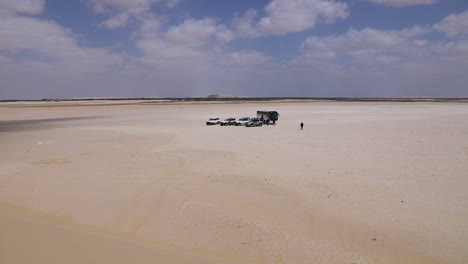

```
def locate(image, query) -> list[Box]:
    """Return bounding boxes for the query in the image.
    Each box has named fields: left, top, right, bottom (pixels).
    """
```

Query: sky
left=0, top=0, right=467, bottom=99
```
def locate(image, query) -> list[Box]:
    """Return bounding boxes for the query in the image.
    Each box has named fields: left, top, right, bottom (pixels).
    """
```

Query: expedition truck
left=257, top=111, right=279, bottom=124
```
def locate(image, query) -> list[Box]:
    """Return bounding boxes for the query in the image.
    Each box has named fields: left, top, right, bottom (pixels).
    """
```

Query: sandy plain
left=0, top=100, right=467, bottom=264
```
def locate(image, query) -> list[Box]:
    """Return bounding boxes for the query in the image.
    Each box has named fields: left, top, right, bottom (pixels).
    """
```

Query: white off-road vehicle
left=206, top=118, right=220, bottom=125
left=246, top=118, right=263, bottom=127
left=236, top=117, right=251, bottom=126
left=220, top=118, right=236, bottom=126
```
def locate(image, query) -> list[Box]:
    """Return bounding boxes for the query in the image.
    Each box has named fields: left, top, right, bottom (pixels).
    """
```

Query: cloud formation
left=166, top=18, right=234, bottom=46
left=0, top=0, right=44, bottom=16
left=220, top=51, right=272, bottom=66
left=0, top=0, right=467, bottom=99
left=0, top=3, right=122, bottom=73
left=234, top=0, right=349, bottom=37
left=86, top=0, right=160, bottom=28
left=293, top=21, right=468, bottom=97
left=257, top=0, right=349, bottom=35
left=101, top=12, right=129, bottom=29
left=166, top=0, right=182, bottom=8
left=135, top=16, right=267, bottom=70
left=86, top=0, right=159, bottom=13
left=364, top=0, right=439, bottom=7
left=434, top=10, right=468, bottom=37
left=301, top=26, right=430, bottom=60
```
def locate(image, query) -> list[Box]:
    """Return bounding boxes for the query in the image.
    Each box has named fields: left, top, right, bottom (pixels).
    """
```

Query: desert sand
left=0, top=100, right=467, bottom=264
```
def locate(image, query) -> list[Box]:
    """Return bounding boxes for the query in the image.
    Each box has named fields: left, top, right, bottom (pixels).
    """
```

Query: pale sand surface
left=0, top=204, right=241, bottom=264
left=0, top=101, right=467, bottom=263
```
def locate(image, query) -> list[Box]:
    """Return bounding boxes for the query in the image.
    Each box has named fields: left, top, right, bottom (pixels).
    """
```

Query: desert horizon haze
left=1, top=0, right=468, bottom=99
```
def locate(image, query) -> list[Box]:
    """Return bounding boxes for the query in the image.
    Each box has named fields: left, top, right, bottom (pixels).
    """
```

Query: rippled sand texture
left=1, top=101, right=467, bottom=264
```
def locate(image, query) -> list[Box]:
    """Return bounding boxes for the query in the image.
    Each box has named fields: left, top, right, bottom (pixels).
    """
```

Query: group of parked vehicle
left=206, top=111, right=279, bottom=127
left=206, top=117, right=264, bottom=127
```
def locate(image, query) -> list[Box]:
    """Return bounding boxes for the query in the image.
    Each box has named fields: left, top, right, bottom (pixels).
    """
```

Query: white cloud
left=166, top=0, right=182, bottom=8
left=0, top=11, right=127, bottom=99
left=286, top=12, right=468, bottom=97
left=234, top=0, right=348, bottom=37
left=295, top=26, right=439, bottom=80
left=301, top=26, right=430, bottom=62
left=232, top=9, right=259, bottom=37
left=434, top=10, right=468, bottom=37
left=0, top=16, right=76, bottom=57
left=101, top=13, right=129, bottom=29
left=364, top=0, right=439, bottom=7
left=295, top=22, right=468, bottom=95
left=137, top=38, right=208, bottom=68
left=135, top=18, right=213, bottom=69
left=437, top=40, right=468, bottom=64
left=86, top=0, right=159, bottom=13
left=413, top=39, right=428, bottom=46
left=257, top=0, right=349, bottom=35
left=0, top=15, right=123, bottom=70
left=85, top=0, right=160, bottom=28
left=0, top=0, right=44, bottom=16
left=137, top=14, right=163, bottom=38
left=166, top=18, right=233, bottom=47
left=135, top=17, right=267, bottom=69
left=221, top=51, right=272, bottom=66
left=214, top=25, right=234, bottom=43
left=2, top=0, right=467, bottom=99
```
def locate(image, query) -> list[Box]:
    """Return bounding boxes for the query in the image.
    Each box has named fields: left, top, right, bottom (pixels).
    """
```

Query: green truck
left=257, top=110, right=279, bottom=124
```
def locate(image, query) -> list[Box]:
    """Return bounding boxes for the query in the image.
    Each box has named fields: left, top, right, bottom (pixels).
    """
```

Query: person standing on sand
left=300, top=122, right=304, bottom=130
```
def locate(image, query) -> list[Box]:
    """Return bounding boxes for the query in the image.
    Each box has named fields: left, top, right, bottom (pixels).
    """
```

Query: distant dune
left=207, top=94, right=246, bottom=98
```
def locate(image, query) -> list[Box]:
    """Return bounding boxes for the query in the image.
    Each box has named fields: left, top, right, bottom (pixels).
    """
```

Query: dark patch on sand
left=0, top=116, right=103, bottom=132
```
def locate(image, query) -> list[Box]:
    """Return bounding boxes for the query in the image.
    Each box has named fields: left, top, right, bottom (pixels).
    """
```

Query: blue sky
left=0, top=0, right=467, bottom=99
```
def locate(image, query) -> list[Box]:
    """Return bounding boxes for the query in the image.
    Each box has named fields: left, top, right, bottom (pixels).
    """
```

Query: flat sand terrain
left=1, top=101, right=467, bottom=264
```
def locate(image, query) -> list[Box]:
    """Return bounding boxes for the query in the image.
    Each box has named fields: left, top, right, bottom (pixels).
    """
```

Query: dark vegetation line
left=1, top=97, right=468, bottom=103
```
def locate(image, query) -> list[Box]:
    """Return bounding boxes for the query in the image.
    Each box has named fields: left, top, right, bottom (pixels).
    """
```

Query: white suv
left=236, top=117, right=251, bottom=126
left=206, top=118, right=220, bottom=125
left=246, top=118, right=263, bottom=127
left=220, top=118, right=236, bottom=126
